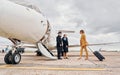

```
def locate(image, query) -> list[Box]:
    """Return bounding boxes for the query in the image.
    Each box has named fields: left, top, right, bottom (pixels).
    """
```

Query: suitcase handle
left=88, top=47, right=94, bottom=53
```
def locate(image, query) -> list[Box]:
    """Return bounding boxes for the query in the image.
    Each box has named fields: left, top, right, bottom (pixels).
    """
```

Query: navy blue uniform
left=56, top=35, right=62, bottom=59
left=62, top=37, right=69, bottom=53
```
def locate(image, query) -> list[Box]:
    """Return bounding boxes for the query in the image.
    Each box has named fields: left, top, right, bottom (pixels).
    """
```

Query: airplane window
left=49, top=29, right=51, bottom=32
left=41, top=21, right=43, bottom=23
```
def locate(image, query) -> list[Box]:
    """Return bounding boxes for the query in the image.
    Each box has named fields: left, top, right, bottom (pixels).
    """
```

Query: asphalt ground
left=0, top=51, right=119, bottom=75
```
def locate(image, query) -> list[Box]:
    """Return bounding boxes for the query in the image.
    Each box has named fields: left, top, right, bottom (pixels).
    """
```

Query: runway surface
left=0, top=51, right=119, bottom=75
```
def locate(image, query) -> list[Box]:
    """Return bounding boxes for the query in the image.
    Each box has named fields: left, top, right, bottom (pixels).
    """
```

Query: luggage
left=88, top=47, right=105, bottom=61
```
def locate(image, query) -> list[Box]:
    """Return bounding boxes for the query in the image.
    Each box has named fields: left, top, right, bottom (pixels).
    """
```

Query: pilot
left=62, top=34, right=69, bottom=59
left=56, top=32, right=63, bottom=60
left=79, top=30, right=89, bottom=60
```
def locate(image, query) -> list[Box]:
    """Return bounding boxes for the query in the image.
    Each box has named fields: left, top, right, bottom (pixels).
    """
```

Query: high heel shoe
left=85, top=58, right=88, bottom=60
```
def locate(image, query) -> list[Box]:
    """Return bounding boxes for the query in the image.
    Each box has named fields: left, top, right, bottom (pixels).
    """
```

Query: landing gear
left=35, top=50, right=43, bottom=56
left=4, top=50, right=21, bottom=64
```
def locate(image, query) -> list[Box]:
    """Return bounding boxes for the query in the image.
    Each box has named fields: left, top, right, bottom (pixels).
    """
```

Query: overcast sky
left=1, top=0, right=120, bottom=50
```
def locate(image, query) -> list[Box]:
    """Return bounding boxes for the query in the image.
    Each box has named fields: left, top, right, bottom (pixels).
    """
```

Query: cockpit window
left=9, top=0, right=41, bottom=13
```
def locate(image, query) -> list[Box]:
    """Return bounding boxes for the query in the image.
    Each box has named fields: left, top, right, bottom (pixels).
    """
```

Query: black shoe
left=58, top=58, right=62, bottom=60
left=66, top=57, right=69, bottom=59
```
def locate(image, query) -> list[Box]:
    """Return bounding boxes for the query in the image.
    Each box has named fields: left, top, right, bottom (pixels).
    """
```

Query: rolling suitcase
left=88, top=47, right=105, bottom=61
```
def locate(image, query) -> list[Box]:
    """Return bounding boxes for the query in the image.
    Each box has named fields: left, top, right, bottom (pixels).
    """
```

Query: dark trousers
left=57, top=47, right=62, bottom=59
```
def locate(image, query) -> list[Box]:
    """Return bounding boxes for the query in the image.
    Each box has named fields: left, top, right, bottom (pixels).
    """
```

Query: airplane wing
left=68, top=42, right=120, bottom=48
left=23, top=42, right=119, bottom=50
left=2, top=42, right=120, bottom=50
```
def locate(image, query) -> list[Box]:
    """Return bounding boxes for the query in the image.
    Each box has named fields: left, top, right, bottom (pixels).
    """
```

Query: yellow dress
left=80, top=34, right=88, bottom=47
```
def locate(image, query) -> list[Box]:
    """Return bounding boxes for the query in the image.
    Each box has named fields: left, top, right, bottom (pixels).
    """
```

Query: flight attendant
left=62, top=34, right=69, bottom=59
left=79, top=30, right=88, bottom=60
left=56, top=32, right=63, bottom=60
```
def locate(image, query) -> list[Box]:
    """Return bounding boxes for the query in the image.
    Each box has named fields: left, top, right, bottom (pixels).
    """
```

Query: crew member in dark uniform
left=62, top=34, right=69, bottom=59
left=56, top=32, right=62, bottom=60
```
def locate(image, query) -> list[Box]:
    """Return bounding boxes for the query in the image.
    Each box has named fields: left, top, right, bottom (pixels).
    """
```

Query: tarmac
left=0, top=51, right=119, bottom=75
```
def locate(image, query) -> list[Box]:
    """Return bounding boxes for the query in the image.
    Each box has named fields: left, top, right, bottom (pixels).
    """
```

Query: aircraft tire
left=36, top=50, right=43, bottom=56
left=12, top=53, right=21, bottom=64
left=4, top=53, right=12, bottom=64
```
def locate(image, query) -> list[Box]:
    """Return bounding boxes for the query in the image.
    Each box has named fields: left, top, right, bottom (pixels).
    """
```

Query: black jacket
left=56, top=35, right=62, bottom=47
left=62, top=37, right=69, bottom=47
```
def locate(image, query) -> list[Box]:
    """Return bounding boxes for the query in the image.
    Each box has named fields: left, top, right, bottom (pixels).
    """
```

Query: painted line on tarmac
left=0, top=65, right=106, bottom=71
left=0, top=65, right=12, bottom=67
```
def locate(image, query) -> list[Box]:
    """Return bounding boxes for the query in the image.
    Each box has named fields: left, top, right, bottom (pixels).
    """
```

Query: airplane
left=0, top=0, right=77, bottom=64
left=0, top=0, right=120, bottom=65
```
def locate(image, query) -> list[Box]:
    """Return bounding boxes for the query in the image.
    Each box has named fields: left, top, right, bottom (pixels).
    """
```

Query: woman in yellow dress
left=79, top=30, right=88, bottom=60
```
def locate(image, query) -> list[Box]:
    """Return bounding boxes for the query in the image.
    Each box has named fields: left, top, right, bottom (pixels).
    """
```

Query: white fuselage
left=0, top=0, right=49, bottom=44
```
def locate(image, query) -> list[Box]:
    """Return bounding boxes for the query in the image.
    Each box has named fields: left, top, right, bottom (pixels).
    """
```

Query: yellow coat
left=80, top=34, right=88, bottom=47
